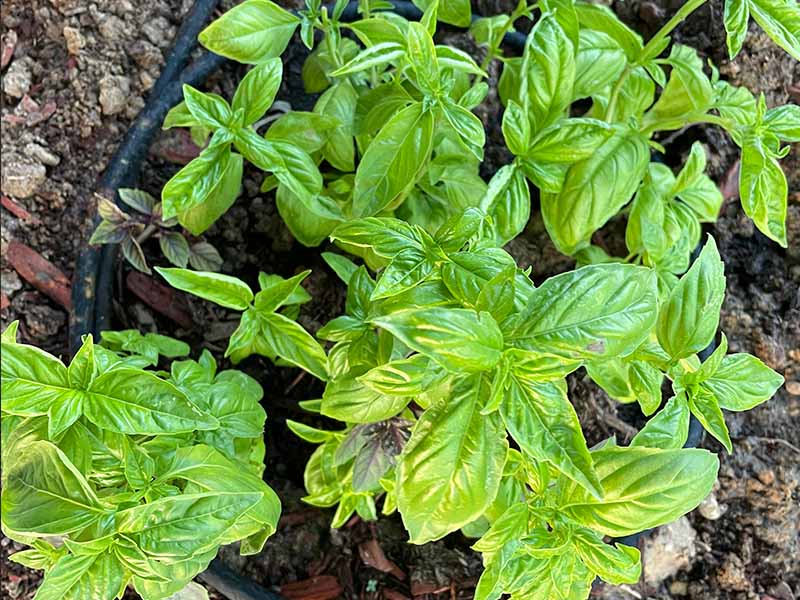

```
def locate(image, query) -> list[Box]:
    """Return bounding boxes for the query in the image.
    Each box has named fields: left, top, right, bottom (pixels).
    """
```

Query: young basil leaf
left=156, top=267, right=253, bottom=310
left=479, top=164, right=531, bottom=246
left=254, top=270, right=311, bottom=313
left=159, top=232, right=191, bottom=268
left=631, top=394, right=691, bottom=450
left=372, top=308, right=504, bottom=373
left=574, top=30, right=626, bottom=100
left=198, top=0, right=301, bottom=64
left=232, top=59, right=283, bottom=126
left=702, top=353, right=784, bottom=410
left=763, top=104, right=800, bottom=142
left=322, top=377, right=410, bottom=423
left=397, top=374, right=508, bottom=543
left=559, top=445, right=719, bottom=536
left=656, top=236, right=725, bottom=360
left=331, top=42, right=406, bottom=76
left=575, top=2, right=643, bottom=62
left=260, top=313, right=329, bottom=381
left=413, top=0, right=471, bottom=27
left=1, top=341, right=71, bottom=415
left=315, top=80, right=359, bottom=172
left=502, top=100, right=531, bottom=156
left=688, top=387, right=732, bottom=452
left=571, top=528, right=641, bottom=585
left=525, top=118, right=614, bottom=163
left=182, top=85, right=234, bottom=129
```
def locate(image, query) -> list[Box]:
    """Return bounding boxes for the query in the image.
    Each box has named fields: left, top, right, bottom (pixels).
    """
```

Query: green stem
left=640, top=114, right=729, bottom=136
left=640, top=0, right=709, bottom=61
left=479, top=3, right=537, bottom=75
left=604, top=65, right=630, bottom=122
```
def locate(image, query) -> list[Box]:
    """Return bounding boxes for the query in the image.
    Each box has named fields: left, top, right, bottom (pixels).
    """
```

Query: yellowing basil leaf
left=352, top=103, right=435, bottom=217
left=560, top=445, right=719, bottom=536
left=372, top=308, right=503, bottom=373
left=198, top=0, right=300, bottom=64
left=397, top=374, right=507, bottom=543
left=511, top=263, right=658, bottom=360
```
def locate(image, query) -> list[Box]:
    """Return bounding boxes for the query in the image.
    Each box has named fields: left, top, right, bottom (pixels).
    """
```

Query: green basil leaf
left=178, top=151, right=243, bottom=236
left=372, top=308, right=504, bottom=373
left=702, top=353, right=784, bottom=410
left=1, top=341, right=72, bottom=415
left=479, top=164, right=531, bottom=246
left=688, top=387, right=732, bottom=452
left=260, top=312, right=329, bottom=381
left=116, top=491, right=263, bottom=559
left=315, top=80, right=359, bottom=172
left=33, top=551, right=125, bottom=600
left=739, top=134, right=788, bottom=247
left=572, top=528, right=641, bottom=585
left=397, top=374, right=507, bottom=543
left=763, top=104, right=800, bottom=142
left=85, top=368, right=218, bottom=434
left=161, top=137, right=233, bottom=221
left=254, top=270, right=311, bottom=313
left=156, top=267, right=253, bottom=310
left=502, top=100, right=531, bottom=156
left=575, top=2, right=643, bottom=62
left=182, top=85, right=234, bottom=129
left=559, top=445, right=719, bottom=536
left=352, top=103, right=435, bottom=217
left=574, top=30, right=626, bottom=100
left=413, top=0, right=471, bottom=26
left=632, top=394, right=690, bottom=449
left=541, top=127, right=649, bottom=255
left=358, top=355, right=437, bottom=396
left=331, top=42, right=406, bottom=76
left=656, top=236, right=725, bottom=359
left=2, top=440, right=103, bottom=535
left=198, top=0, right=300, bottom=64
left=724, top=0, right=750, bottom=58
left=748, top=0, right=800, bottom=61
left=232, top=59, right=282, bottom=126
left=521, top=14, right=576, bottom=132
left=511, top=263, right=658, bottom=360
left=526, top=118, right=614, bottom=164
left=322, top=377, right=410, bottom=423
left=502, top=378, right=602, bottom=497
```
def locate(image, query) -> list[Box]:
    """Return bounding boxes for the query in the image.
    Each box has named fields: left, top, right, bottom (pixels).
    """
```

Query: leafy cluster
left=2, top=0, right=796, bottom=598
left=0, top=324, right=279, bottom=599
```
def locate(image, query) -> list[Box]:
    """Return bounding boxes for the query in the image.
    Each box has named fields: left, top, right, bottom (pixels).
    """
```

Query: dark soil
left=1, top=1, right=798, bottom=599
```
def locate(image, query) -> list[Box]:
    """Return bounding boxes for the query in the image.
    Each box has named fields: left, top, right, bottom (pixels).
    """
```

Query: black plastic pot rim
left=65, top=2, right=707, bottom=599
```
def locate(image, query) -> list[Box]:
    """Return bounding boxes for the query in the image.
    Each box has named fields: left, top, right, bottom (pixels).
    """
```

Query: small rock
left=2, top=58, right=32, bottom=98
left=139, top=71, right=155, bottom=90
left=668, top=581, right=689, bottom=596
left=24, top=142, right=60, bottom=166
left=717, top=553, right=751, bottom=592
left=698, top=492, right=726, bottom=520
left=758, top=469, right=776, bottom=486
left=643, top=516, right=697, bottom=586
left=1, top=270, right=22, bottom=297
left=62, top=26, right=85, bottom=54
left=142, top=17, right=175, bottom=48
left=98, top=14, right=126, bottom=41
left=785, top=380, right=800, bottom=396
left=98, top=75, right=130, bottom=115
left=1, top=154, right=47, bottom=198
left=127, top=40, right=163, bottom=69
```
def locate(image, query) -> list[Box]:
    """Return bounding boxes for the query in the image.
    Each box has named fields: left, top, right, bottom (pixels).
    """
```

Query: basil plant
left=289, top=210, right=783, bottom=598
left=0, top=323, right=280, bottom=599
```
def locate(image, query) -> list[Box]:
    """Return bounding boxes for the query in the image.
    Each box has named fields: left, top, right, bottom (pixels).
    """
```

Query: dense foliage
left=2, top=0, right=796, bottom=598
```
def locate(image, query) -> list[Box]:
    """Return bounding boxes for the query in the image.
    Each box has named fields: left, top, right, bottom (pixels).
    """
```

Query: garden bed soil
left=1, top=1, right=798, bottom=599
